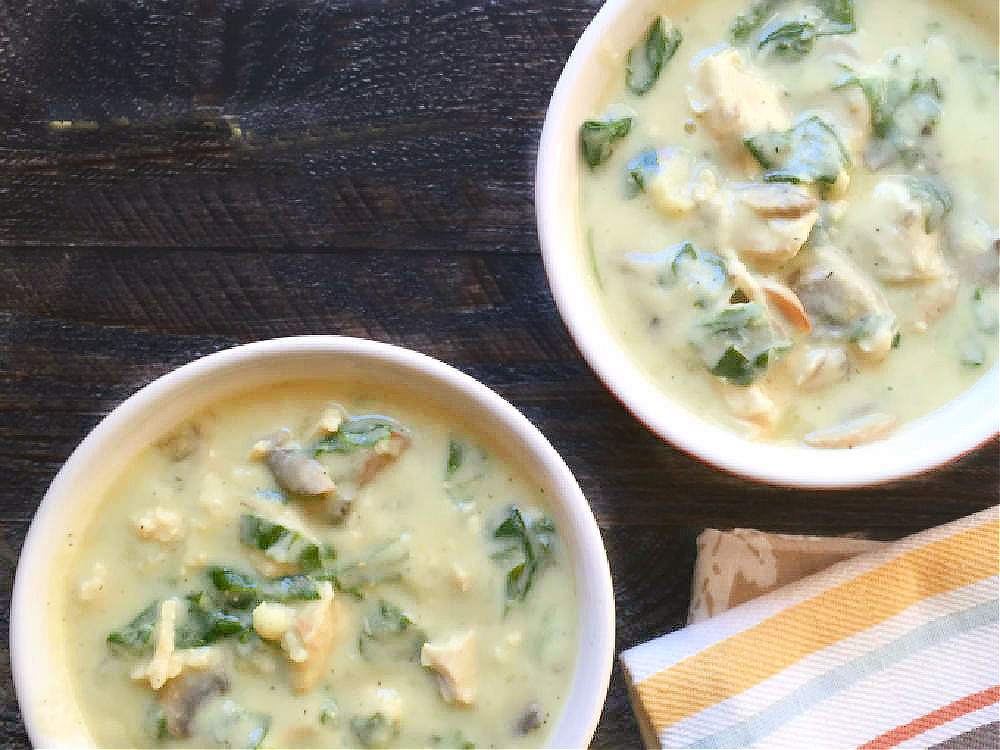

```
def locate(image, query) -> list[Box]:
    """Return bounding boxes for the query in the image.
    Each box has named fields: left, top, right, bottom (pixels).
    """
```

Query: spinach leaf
left=208, top=566, right=321, bottom=607
left=351, top=713, right=400, bottom=749
left=731, top=0, right=783, bottom=41
left=107, top=601, right=159, bottom=652
left=972, top=287, right=999, bottom=335
left=430, top=731, right=477, bottom=749
left=316, top=537, right=410, bottom=599
left=174, top=592, right=248, bottom=649
left=358, top=600, right=425, bottom=661
left=145, top=703, right=172, bottom=741
left=446, top=438, right=463, bottom=477
left=960, top=339, right=985, bottom=367
left=745, top=116, right=849, bottom=184
left=492, top=506, right=556, bottom=607
left=580, top=117, right=632, bottom=168
left=196, top=699, right=270, bottom=750
left=664, top=244, right=728, bottom=307
left=733, top=0, right=854, bottom=51
left=319, top=699, right=339, bottom=727
left=905, top=176, right=952, bottom=232
left=626, top=148, right=661, bottom=192
left=834, top=71, right=943, bottom=164
left=817, top=0, right=855, bottom=30
left=691, top=302, right=791, bottom=385
left=239, top=514, right=334, bottom=573
left=758, top=20, right=817, bottom=59
left=626, top=17, right=683, bottom=95
left=315, top=415, right=404, bottom=455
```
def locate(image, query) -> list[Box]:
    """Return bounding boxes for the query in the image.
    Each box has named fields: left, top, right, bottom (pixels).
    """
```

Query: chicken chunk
left=687, top=48, right=791, bottom=160
left=642, top=149, right=718, bottom=216
left=252, top=582, right=339, bottom=693
left=794, top=246, right=898, bottom=360
left=421, top=631, right=478, bottom=705
left=134, top=507, right=185, bottom=544
left=717, top=183, right=819, bottom=262
left=721, top=383, right=781, bottom=436
left=847, top=178, right=950, bottom=282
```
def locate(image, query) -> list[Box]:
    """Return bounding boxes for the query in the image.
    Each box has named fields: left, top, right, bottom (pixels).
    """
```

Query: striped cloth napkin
left=621, top=506, right=999, bottom=749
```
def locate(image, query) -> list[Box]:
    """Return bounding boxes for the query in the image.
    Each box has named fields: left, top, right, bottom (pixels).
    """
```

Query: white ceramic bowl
left=11, top=336, right=615, bottom=748
left=536, top=0, right=999, bottom=488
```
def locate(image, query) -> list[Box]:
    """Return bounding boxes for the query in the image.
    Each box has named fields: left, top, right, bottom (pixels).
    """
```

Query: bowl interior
left=12, top=336, right=614, bottom=748
left=536, top=0, right=999, bottom=487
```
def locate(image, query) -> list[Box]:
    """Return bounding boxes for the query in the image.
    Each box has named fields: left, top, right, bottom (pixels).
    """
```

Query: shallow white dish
left=11, top=336, right=615, bottom=748
left=535, top=0, right=999, bottom=488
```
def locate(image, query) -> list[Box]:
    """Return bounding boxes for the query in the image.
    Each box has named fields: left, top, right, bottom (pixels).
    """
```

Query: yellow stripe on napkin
left=635, top=517, right=999, bottom=732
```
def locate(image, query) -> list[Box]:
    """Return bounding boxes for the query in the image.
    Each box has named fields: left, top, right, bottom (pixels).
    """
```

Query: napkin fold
left=621, top=507, right=1000, bottom=749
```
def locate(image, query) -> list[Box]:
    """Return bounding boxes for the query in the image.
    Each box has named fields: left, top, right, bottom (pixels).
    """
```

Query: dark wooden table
left=0, top=2, right=996, bottom=747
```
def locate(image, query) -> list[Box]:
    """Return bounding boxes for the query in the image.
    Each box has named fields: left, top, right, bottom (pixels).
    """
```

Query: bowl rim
left=535, top=0, right=999, bottom=488
left=11, top=335, right=615, bottom=749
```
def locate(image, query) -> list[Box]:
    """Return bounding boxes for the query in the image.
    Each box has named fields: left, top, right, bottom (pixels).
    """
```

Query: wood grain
left=0, top=1, right=996, bottom=748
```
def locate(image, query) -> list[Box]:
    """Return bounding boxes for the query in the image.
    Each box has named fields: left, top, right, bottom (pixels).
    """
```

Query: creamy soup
left=579, top=0, right=998, bottom=446
left=62, top=381, right=577, bottom=748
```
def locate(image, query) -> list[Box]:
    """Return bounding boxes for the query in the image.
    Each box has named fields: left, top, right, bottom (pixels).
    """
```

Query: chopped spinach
left=905, top=176, right=952, bottom=232
left=690, top=302, right=791, bottom=385
left=847, top=313, right=893, bottom=344
left=960, top=339, right=985, bottom=367
left=492, top=506, right=556, bottom=607
left=626, top=148, right=661, bottom=192
left=316, top=537, right=410, bottom=599
left=208, top=566, right=321, bottom=607
left=107, top=602, right=159, bottom=652
left=239, top=514, right=334, bottom=573
left=174, top=592, right=248, bottom=649
left=443, top=437, right=489, bottom=505
left=196, top=698, right=270, bottom=750
left=319, top=699, right=339, bottom=727
left=626, top=16, right=682, bottom=95
left=758, top=20, right=817, bottom=59
left=358, top=600, right=425, bottom=662
left=834, top=71, right=943, bottom=165
left=430, top=731, right=477, bottom=749
left=972, top=287, right=999, bottom=334
left=745, top=116, right=849, bottom=184
left=315, top=415, right=403, bottom=455
left=350, top=713, right=400, bottom=749
left=663, top=244, right=728, bottom=307
left=580, top=117, right=632, bottom=168
left=731, top=0, right=783, bottom=41
left=145, top=703, right=172, bottom=741
left=733, top=0, right=854, bottom=54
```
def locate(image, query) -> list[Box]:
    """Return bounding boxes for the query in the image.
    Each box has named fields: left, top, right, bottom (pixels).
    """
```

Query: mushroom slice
left=263, top=431, right=336, bottom=497
left=761, top=278, right=811, bottom=333
left=157, top=669, right=230, bottom=738
left=803, top=412, right=896, bottom=448
left=357, top=433, right=411, bottom=487
left=736, top=183, right=818, bottom=218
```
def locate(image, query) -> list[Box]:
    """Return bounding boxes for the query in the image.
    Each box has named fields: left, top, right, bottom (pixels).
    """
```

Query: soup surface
left=579, top=0, right=999, bottom=445
left=62, top=381, right=577, bottom=748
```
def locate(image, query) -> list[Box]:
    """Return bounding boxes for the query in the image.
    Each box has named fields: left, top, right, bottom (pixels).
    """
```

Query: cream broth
left=62, top=381, right=577, bottom=748
left=579, top=0, right=998, bottom=445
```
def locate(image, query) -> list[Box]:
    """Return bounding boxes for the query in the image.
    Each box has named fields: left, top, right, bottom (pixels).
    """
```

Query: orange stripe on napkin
left=635, top=519, right=999, bottom=732
left=857, top=685, right=1000, bottom=750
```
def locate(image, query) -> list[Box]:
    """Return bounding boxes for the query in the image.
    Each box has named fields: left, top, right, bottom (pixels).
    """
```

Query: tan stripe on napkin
left=688, top=528, right=887, bottom=624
